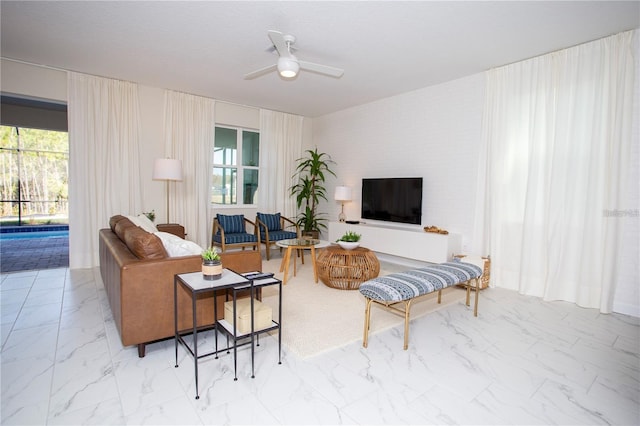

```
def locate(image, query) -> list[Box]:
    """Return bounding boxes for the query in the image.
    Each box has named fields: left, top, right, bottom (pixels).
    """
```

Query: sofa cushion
left=257, top=212, right=282, bottom=232
left=154, top=231, right=202, bottom=257
left=114, top=217, right=136, bottom=241
left=260, top=229, right=297, bottom=242
left=216, top=214, right=245, bottom=234
left=123, top=226, right=167, bottom=260
left=109, top=215, right=127, bottom=231
left=212, top=232, right=257, bottom=244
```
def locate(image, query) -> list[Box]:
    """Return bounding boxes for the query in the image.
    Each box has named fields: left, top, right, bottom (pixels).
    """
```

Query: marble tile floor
left=1, top=266, right=639, bottom=425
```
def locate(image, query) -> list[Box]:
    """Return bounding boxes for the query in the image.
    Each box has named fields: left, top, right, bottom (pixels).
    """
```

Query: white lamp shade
left=334, top=186, right=352, bottom=201
left=153, top=158, right=183, bottom=181
left=278, top=56, right=300, bottom=78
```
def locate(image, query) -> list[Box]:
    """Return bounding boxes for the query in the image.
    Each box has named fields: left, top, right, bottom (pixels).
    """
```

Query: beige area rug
left=259, top=256, right=468, bottom=359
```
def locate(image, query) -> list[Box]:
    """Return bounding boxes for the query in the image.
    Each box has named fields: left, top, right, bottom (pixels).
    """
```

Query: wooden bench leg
left=363, top=298, right=373, bottom=348
left=474, top=277, right=480, bottom=317
left=403, top=300, right=412, bottom=350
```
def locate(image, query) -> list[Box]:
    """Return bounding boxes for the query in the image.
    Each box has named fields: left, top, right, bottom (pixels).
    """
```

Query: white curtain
left=258, top=109, right=303, bottom=219
left=163, top=90, right=214, bottom=248
left=476, top=30, right=636, bottom=312
left=67, top=72, right=142, bottom=268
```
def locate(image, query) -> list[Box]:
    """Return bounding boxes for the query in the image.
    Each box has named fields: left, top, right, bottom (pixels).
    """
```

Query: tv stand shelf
left=328, top=222, right=461, bottom=264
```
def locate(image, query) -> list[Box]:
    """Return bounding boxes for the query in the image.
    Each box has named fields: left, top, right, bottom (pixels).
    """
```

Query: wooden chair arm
left=256, top=218, right=270, bottom=240
left=212, top=218, right=226, bottom=238
left=211, top=218, right=226, bottom=251
left=281, top=216, right=300, bottom=237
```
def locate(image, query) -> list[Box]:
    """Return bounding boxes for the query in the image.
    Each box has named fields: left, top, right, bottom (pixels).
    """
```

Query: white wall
left=1, top=59, right=67, bottom=102
left=313, top=73, right=485, bottom=253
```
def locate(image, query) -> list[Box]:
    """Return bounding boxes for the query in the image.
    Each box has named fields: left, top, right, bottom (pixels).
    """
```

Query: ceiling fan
left=244, top=30, right=344, bottom=80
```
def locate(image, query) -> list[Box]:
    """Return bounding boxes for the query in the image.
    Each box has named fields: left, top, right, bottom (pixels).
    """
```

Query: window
left=0, top=126, right=69, bottom=225
left=212, top=126, right=259, bottom=206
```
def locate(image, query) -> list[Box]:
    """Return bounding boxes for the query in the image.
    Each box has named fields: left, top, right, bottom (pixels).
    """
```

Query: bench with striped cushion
left=359, top=261, right=483, bottom=350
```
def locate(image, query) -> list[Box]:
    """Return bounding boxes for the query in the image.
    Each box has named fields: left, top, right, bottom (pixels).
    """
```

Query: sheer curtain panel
left=476, top=30, right=636, bottom=312
left=68, top=72, right=142, bottom=268
left=163, top=91, right=214, bottom=248
left=258, top=109, right=304, bottom=218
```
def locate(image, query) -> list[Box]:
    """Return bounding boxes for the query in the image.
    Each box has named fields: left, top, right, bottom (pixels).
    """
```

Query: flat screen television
left=361, top=177, right=423, bottom=225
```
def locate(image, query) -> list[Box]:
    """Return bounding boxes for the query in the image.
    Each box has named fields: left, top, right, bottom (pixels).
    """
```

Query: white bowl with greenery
left=336, top=231, right=361, bottom=250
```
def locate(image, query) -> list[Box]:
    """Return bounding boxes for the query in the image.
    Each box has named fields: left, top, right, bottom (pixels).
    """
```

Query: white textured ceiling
left=1, top=1, right=639, bottom=117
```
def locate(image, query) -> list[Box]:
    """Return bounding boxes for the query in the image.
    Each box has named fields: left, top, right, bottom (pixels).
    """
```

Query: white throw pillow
left=127, top=215, right=145, bottom=230
left=154, top=231, right=203, bottom=257
left=135, top=214, right=158, bottom=233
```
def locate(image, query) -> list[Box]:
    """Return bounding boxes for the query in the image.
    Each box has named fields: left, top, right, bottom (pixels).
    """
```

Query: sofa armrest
left=156, top=223, right=185, bottom=239
left=119, top=255, right=203, bottom=346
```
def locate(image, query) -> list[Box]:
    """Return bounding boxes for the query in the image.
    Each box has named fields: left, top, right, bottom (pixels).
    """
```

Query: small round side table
left=316, top=245, right=380, bottom=290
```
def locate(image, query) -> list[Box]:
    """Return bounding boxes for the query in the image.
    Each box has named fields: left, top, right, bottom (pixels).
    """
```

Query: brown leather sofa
left=99, top=215, right=262, bottom=357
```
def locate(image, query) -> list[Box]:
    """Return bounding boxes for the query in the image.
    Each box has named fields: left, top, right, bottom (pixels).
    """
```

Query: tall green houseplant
left=290, top=148, right=336, bottom=236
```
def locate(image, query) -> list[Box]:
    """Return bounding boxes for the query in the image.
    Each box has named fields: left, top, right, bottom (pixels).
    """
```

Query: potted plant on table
left=289, top=148, right=336, bottom=239
left=336, top=230, right=361, bottom=250
left=202, top=246, right=222, bottom=280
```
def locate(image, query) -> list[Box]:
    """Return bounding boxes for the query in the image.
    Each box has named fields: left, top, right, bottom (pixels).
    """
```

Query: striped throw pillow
left=216, top=214, right=245, bottom=234
left=257, top=212, right=282, bottom=231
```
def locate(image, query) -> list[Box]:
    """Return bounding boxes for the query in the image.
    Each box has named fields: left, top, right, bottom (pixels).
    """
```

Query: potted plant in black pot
left=290, top=148, right=336, bottom=239
left=201, top=246, right=222, bottom=280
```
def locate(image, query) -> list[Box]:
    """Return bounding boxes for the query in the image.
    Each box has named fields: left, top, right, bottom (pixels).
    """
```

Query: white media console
left=328, top=221, right=461, bottom=264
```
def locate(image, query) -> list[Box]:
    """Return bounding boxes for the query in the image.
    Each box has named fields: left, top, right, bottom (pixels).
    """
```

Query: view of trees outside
left=0, top=125, right=69, bottom=226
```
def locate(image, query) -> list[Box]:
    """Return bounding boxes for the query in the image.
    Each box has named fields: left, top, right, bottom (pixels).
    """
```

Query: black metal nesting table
left=174, top=269, right=282, bottom=399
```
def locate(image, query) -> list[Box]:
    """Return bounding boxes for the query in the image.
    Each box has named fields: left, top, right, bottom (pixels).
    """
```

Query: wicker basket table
left=453, top=254, right=491, bottom=290
left=316, top=245, right=380, bottom=290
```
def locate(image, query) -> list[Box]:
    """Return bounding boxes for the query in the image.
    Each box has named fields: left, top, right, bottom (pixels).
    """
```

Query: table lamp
left=334, top=186, right=352, bottom=222
left=153, top=158, right=183, bottom=224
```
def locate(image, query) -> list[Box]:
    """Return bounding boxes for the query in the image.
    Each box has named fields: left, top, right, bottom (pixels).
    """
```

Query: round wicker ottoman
left=316, top=245, right=380, bottom=290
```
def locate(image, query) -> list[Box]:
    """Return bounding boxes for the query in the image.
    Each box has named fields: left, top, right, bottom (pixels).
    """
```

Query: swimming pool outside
left=0, top=225, right=69, bottom=240
left=0, top=226, right=69, bottom=272
left=0, top=230, right=69, bottom=240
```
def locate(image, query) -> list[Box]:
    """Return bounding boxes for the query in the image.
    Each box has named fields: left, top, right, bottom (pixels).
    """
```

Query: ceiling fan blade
left=299, top=60, right=344, bottom=78
left=244, top=64, right=277, bottom=80
left=268, top=30, right=288, bottom=57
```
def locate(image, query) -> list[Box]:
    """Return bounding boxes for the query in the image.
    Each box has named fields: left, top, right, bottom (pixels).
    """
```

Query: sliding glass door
left=0, top=126, right=69, bottom=226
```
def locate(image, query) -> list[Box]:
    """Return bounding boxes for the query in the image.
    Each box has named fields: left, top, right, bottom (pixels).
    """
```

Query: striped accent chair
left=211, top=214, right=259, bottom=252
left=256, top=212, right=300, bottom=260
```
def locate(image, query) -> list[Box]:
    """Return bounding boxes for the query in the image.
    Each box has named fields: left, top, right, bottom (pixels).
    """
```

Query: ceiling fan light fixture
left=244, top=31, right=343, bottom=80
left=277, top=56, right=299, bottom=78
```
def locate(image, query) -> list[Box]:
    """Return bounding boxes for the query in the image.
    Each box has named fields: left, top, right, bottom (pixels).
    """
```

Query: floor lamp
left=152, top=158, right=183, bottom=224
left=334, top=186, right=352, bottom=222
